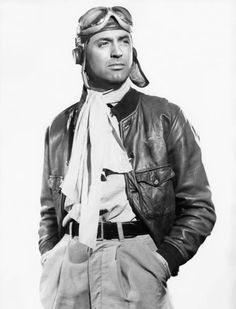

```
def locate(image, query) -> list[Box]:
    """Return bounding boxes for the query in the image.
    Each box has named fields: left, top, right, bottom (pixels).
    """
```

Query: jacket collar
left=109, top=87, right=140, bottom=122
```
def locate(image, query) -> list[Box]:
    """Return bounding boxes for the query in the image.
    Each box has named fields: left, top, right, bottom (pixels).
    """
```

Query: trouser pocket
left=52, top=237, right=91, bottom=309
left=110, top=235, right=173, bottom=308
left=143, top=235, right=171, bottom=282
left=39, top=235, right=70, bottom=309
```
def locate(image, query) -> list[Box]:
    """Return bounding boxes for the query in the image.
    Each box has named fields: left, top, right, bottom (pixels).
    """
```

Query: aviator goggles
left=78, top=6, right=133, bottom=36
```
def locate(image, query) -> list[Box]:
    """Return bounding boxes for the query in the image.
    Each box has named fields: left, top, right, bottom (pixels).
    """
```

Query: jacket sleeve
left=38, top=127, right=59, bottom=255
left=158, top=106, right=216, bottom=275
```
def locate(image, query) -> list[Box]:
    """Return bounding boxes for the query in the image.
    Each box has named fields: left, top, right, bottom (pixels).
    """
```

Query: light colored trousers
left=40, top=234, right=173, bottom=309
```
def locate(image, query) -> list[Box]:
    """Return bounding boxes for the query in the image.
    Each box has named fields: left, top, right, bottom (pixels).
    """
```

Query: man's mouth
left=108, top=63, right=125, bottom=69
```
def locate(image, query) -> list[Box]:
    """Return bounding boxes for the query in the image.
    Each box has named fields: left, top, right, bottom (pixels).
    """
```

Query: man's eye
left=98, top=41, right=109, bottom=47
left=122, top=39, right=130, bottom=45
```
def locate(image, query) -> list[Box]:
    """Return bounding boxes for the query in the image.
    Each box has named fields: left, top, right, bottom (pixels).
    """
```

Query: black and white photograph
left=0, top=0, right=235, bottom=308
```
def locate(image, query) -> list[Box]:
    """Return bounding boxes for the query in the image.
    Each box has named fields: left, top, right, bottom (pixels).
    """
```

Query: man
left=38, top=6, right=216, bottom=309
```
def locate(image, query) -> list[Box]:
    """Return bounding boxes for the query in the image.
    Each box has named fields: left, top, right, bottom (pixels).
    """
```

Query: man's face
left=85, top=29, right=133, bottom=91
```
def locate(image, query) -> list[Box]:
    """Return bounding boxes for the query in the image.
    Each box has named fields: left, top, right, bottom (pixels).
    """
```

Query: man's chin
left=88, top=72, right=130, bottom=91
left=107, top=74, right=130, bottom=87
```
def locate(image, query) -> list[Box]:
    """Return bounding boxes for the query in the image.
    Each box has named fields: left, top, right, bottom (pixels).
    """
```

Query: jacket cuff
left=39, top=235, right=59, bottom=255
left=157, top=242, right=185, bottom=276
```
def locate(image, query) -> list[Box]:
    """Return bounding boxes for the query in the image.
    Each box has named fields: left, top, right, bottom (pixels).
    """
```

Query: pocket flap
left=136, top=167, right=175, bottom=187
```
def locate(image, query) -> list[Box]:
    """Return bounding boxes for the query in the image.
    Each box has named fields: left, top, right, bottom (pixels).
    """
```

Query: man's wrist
left=157, top=242, right=185, bottom=276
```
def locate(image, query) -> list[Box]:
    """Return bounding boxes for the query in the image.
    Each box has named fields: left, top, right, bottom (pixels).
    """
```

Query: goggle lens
left=112, top=6, right=132, bottom=25
left=79, top=7, right=108, bottom=30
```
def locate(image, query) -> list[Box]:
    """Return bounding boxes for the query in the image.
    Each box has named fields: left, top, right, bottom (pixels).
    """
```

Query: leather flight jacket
left=39, top=88, right=216, bottom=276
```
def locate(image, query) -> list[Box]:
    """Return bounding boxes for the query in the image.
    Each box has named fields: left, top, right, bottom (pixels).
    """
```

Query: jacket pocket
left=48, top=176, right=63, bottom=200
left=134, top=166, right=175, bottom=218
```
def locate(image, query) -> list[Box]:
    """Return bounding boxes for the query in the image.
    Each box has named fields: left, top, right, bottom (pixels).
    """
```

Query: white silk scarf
left=61, top=79, right=132, bottom=249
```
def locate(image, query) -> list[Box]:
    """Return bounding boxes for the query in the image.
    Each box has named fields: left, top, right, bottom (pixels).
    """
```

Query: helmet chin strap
left=81, top=50, right=90, bottom=89
left=81, top=41, right=96, bottom=90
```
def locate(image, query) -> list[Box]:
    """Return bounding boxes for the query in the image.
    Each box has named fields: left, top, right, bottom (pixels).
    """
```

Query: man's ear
left=72, top=46, right=84, bottom=65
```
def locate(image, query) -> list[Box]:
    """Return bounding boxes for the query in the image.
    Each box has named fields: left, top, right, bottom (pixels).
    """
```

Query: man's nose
left=111, top=42, right=122, bottom=58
